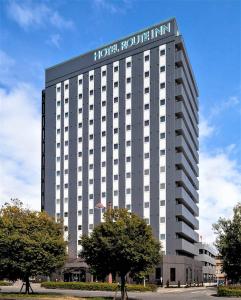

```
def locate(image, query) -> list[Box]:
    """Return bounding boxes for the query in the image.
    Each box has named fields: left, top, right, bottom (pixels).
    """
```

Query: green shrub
left=217, top=285, right=241, bottom=297
left=0, top=281, right=12, bottom=286
left=41, top=281, right=156, bottom=292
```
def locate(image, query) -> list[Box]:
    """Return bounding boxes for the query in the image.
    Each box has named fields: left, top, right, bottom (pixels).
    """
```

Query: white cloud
left=199, top=117, right=215, bottom=140
left=6, top=0, right=74, bottom=30
left=0, top=83, right=41, bottom=211
left=93, top=0, right=133, bottom=13
left=199, top=150, right=241, bottom=244
left=0, top=50, right=16, bottom=86
left=210, top=96, right=240, bottom=118
left=47, top=34, right=62, bottom=48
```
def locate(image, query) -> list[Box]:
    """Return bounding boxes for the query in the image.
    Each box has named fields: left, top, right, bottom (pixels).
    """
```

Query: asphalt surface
left=1, top=283, right=240, bottom=300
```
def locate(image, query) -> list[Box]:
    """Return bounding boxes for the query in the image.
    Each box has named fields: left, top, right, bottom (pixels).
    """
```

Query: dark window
left=102, top=101, right=106, bottom=106
left=160, top=217, right=165, bottom=223
left=102, top=116, right=106, bottom=121
left=156, top=268, right=161, bottom=280
left=78, top=225, right=82, bottom=230
left=144, top=152, right=149, bottom=158
left=114, top=66, right=118, bottom=72
left=78, top=210, right=82, bottom=216
left=160, top=66, right=165, bottom=72
left=90, top=90, right=93, bottom=95
left=160, top=149, right=165, bottom=156
left=65, top=84, right=68, bottom=90
left=57, top=114, right=60, bottom=120
left=160, top=200, right=165, bottom=206
left=79, top=79, right=82, bottom=85
left=114, top=159, right=118, bottom=165
left=126, top=140, right=131, bottom=146
left=114, top=143, right=118, bottom=149
left=102, top=70, right=106, bottom=76
left=89, top=149, right=93, bottom=154
left=114, top=97, right=118, bottom=103
left=64, top=212, right=68, bottom=217
left=90, top=75, right=93, bottom=81
left=126, top=188, right=131, bottom=194
left=65, top=98, right=68, bottom=104
left=102, top=86, right=106, bottom=91
left=126, top=109, right=131, bottom=115
left=114, top=112, right=118, bottom=118
left=127, top=77, right=131, bottom=83
left=126, top=93, right=131, bottom=99
left=126, top=156, right=131, bottom=162
left=78, top=108, right=82, bottom=113
left=144, top=87, right=149, bottom=94
left=114, top=174, right=118, bottom=180
left=144, top=202, right=149, bottom=208
left=144, top=104, right=149, bottom=110
left=114, top=128, right=118, bottom=134
left=89, top=134, right=93, bottom=140
left=126, top=172, right=131, bottom=178
left=160, top=99, right=165, bottom=106
left=57, top=101, right=61, bottom=106
left=160, top=132, right=165, bottom=139
left=65, top=141, right=68, bottom=146
left=79, top=93, right=82, bottom=99
left=114, top=81, right=118, bottom=87
left=160, top=82, right=165, bottom=89
left=144, top=169, right=149, bottom=175
left=126, top=125, right=131, bottom=131
left=78, top=196, right=82, bottom=201
left=102, top=146, right=106, bottom=152
left=144, top=55, right=149, bottom=61
left=145, top=120, right=149, bottom=126
left=89, top=104, right=93, bottom=110
left=145, top=71, right=149, bottom=78
left=102, top=131, right=106, bottom=137
left=160, top=116, right=165, bottom=122
left=160, top=49, right=165, bottom=56
left=160, top=234, right=165, bottom=240
left=127, top=61, right=131, bottom=68
left=78, top=152, right=82, bottom=157
left=144, top=136, right=149, bottom=143
left=78, top=137, right=82, bottom=142
left=126, top=204, right=131, bottom=210
left=170, top=268, right=176, bottom=282
left=144, top=185, right=149, bottom=191
left=57, top=87, right=61, bottom=92
left=89, top=119, right=93, bottom=125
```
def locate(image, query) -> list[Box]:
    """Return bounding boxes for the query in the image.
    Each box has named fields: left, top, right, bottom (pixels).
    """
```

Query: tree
left=213, top=203, right=241, bottom=283
left=0, top=199, right=67, bottom=293
left=80, top=208, right=161, bottom=300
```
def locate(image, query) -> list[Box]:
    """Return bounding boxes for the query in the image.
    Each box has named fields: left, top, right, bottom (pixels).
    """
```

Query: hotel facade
left=42, top=18, right=201, bottom=284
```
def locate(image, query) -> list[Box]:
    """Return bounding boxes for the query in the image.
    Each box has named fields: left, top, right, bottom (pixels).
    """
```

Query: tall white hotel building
left=42, top=18, right=202, bottom=284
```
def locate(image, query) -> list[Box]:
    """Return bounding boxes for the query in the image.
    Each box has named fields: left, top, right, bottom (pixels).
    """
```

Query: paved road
left=1, top=284, right=240, bottom=300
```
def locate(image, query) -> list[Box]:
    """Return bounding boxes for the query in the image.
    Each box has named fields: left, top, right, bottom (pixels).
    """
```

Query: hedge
left=41, top=281, right=156, bottom=292
left=217, top=285, right=241, bottom=297
left=0, top=281, right=12, bottom=286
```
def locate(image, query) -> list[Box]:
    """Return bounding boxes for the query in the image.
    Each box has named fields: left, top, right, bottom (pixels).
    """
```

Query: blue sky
left=0, top=0, right=240, bottom=243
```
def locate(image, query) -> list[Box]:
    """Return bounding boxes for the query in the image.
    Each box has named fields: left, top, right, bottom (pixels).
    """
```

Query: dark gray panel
left=131, top=52, right=143, bottom=217
left=165, top=41, right=177, bottom=255
left=44, top=85, right=56, bottom=216
left=82, top=73, right=89, bottom=235
left=118, top=59, right=126, bottom=209
left=106, top=64, right=113, bottom=209
left=94, top=68, right=101, bottom=225
left=41, top=90, right=45, bottom=211
left=68, top=77, right=78, bottom=258
left=150, top=47, right=160, bottom=240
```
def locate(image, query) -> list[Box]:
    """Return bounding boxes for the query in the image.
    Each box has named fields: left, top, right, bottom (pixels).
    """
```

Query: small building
left=195, top=243, right=216, bottom=283
left=215, top=255, right=226, bottom=285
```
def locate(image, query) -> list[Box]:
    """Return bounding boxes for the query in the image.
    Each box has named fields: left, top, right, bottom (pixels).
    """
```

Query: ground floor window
left=170, top=268, right=176, bottom=282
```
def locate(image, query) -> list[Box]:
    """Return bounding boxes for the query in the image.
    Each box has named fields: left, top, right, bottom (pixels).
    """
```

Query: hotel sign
left=94, top=22, right=171, bottom=61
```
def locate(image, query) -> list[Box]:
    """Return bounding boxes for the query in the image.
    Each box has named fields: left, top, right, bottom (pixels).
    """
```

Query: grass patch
left=0, top=282, right=12, bottom=287
left=217, top=285, right=241, bottom=297
left=0, top=294, right=112, bottom=300
left=41, top=281, right=156, bottom=292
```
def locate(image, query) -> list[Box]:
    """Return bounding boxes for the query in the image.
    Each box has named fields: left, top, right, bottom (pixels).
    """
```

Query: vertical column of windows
left=88, top=70, right=95, bottom=233
left=143, top=50, right=150, bottom=224
left=63, top=80, right=69, bottom=241
left=125, top=57, right=132, bottom=211
left=100, top=66, right=107, bottom=219
left=77, top=75, right=83, bottom=250
left=55, top=83, right=61, bottom=221
left=159, top=45, right=167, bottom=251
left=112, top=62, right=119, bottom=208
